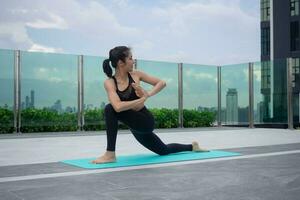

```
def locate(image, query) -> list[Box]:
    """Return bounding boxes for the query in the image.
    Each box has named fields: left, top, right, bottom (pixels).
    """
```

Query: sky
left=0, top=0, right=261, bottom=65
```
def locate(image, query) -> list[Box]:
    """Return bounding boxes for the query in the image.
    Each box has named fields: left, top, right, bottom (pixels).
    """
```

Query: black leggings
left=104, top=104, right=192, bottom=155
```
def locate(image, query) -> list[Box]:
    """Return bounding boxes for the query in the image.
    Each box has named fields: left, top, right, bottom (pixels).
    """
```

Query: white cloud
left=185, top=69, right=216, bottom=82
left=0, top=0, right=260, bottom=65
left=48, top=77, right=63, bottom=83
left=26, top=13, right=68, bottom=29
left=253, top=68, right=261, bottom=82
left=0, top=23, right=31, bottom=45
left=34, top=67, right=63, bottom=83
left=161, top=51, right=190, bottom=63
left=28, top=44, right=64, bottom=53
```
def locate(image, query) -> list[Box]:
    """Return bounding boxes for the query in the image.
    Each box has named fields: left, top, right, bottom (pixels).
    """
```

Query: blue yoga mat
left=61, top=150, right=241, bottom=169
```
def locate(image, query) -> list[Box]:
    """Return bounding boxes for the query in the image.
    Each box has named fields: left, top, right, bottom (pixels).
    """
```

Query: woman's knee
left=105, top=104, right=115, bottom=113
left=104, top=104, right=117, bottom=119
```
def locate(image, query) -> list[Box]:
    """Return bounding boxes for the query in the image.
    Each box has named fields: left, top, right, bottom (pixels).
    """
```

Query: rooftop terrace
left=1, top=127, right=300, bottom=199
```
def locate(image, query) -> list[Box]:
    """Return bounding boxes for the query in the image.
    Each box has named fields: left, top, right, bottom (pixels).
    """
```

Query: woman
left=92, top=46, right=207, bottom=164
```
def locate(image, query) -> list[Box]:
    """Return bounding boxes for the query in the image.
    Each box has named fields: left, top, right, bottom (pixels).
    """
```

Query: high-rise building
left=226, top=88, right=238, bottom=124
left=260, top=0, right=300, bottom=124
left=25, top=96, right=30, bottom=109
left=51, top=100, right=62, bottom=113
left=30, top=90, right=35, bottom=108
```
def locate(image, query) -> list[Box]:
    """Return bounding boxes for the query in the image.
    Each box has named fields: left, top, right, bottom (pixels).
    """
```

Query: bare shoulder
left=129, top=70, right=142, bottom=83
left=131, top=70, right=144, bottom=76
left=104, top=78, right=116, bottom=91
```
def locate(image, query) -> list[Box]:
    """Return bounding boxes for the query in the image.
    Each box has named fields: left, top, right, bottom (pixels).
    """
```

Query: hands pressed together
left=131, top=83, right=149, bottom=99
left=131, top=83, right=149, bottom=111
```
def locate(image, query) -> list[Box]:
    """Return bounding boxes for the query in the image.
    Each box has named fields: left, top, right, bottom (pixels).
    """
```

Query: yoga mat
left=61, top=150, right=241, bottom=169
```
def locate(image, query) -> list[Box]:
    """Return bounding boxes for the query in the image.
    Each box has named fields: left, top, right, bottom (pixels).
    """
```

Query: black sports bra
left=112, top=73, right=140, bottom=101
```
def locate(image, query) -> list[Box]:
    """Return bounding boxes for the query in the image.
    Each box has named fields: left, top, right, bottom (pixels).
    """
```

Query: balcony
left=0, top=49, right=300, bottom=199
left=0, top=49, right=299, bottom=134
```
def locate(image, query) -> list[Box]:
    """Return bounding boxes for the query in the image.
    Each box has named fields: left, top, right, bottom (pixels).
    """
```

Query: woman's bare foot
left=192, top=141, right=209, bottom=152
left=91, top=151, right=116, bottom=164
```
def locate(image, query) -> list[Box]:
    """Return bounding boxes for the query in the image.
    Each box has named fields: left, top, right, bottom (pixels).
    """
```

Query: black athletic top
left=112, top=73, right=140, bottom=101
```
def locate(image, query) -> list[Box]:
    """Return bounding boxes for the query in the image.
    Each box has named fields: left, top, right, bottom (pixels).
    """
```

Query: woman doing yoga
left=92, top=46, right=207, bottom=164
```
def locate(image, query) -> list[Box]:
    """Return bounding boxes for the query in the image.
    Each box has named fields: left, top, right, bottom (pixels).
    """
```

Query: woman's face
left=123, top=51, right=135, bottom=72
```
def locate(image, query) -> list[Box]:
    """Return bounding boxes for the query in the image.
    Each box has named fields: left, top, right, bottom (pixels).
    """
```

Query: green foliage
left=83, top=109, right=105, bottom=131
left=149, top=108, right=178, bottom=128
left=183, top=109, right=216, bottom=127
left=0, top=107, right=215, bottom=134
left=0, top=108, right=14, bottom=133
left=20, top=108, right=77, bottom=132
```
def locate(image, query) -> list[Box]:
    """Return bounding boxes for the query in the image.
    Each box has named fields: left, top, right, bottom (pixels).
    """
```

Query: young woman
left=92, top=46, right=207, bottom=164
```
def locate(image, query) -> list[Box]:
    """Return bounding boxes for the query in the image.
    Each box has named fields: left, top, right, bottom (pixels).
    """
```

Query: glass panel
left=0, top=49, right=14, bottom=133
left=291, top=58, right=300, bottom=126
left=20, top=51, right=78, bottom=132
left=83, top=55, right=107, bottom=130
left=253, top=59, right=288, bottom=124
left=261, top=0, right=270, bottom=21
left=221, top=63, right=249, bottom=125
left=291, top=0, right=299, bottom=16
left=182, top=63, right=218, bottom=127
left=137, top=59, right=178, bottom=128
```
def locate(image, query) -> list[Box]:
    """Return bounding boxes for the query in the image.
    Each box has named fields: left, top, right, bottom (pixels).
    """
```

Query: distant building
left=226, top=88, right=238, bottom=124
left=51, top=100, right=62, bottom=113
left=260, top=0, right=300, bottom=124
left=25, top=96, right=30, bottom=109
left=30, top=90, right=35, bottom=108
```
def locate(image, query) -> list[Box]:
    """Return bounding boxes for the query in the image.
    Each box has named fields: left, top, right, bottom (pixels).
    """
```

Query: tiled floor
left=0, top=127, right=300, bottom=200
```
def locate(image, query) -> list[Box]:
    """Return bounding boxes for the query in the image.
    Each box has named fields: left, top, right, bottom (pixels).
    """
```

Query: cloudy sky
left=0, top=0, right=260, bottom=65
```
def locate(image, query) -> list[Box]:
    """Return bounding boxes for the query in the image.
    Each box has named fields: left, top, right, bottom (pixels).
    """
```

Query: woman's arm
left=135, top=70, right=166, bottom=97
left=104, top=80, right=147, bottom=113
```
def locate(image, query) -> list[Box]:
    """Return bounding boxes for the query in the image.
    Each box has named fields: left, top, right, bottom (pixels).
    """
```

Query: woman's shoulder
left=129, top=70, right=144, bottom=82
left=104, top=78, right=116, bottom=90
left=130, top=70, right=147, bottom=78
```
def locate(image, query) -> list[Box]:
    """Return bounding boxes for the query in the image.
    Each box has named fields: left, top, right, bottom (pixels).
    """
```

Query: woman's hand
left=132, top=83, right=149, bottom=99
left=131, top=83, right=148, bottom=111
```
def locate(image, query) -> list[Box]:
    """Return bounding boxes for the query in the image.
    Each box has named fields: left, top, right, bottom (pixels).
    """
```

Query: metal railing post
left=217, top=66, right=221, bottom=127
left=249, top=62, right=254, bottom=128
left=14, top=50, right=21, bottom=133
left=77, top=55, right=84, bottom=131
left=178, top=63, right=183, bottom=128
left=287, top=57, right=294, bottom=129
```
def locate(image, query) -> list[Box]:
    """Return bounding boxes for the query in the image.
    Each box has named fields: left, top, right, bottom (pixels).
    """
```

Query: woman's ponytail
left=103, top=59, right=112, bottom=78
left=102, top=46, right=131, bottom=78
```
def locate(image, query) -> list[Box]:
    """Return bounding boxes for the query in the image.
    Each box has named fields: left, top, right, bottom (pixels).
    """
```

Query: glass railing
left=182, top=63, right=218, bottom=127
left=0, top=49, right=298, bottom=133
left=253, top=59, right=288, bottom=124
left=292, top=58, right=300, bottom=124
left=137, top=59, right=179, bottom=128
left=221, top=63, right=249, bottom=125
left=20, top=51, right=78, bottom=132
left=83, top=55, right=106, bottom=130
left=0, top=49, right=14, bottom=133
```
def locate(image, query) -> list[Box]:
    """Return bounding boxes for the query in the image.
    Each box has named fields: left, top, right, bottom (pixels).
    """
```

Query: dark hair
left=103, top=46, right=131, bottom=78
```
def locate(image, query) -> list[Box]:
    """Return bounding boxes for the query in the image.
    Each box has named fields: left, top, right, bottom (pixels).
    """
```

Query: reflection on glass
left=137, top=59, right=178, bottom=128
left=253, top=59, right=288, bottom=124
left=291, top=58, right=300, bottom=125
left=182, top=63, right=218, bottom=124
left=271, top=59, right=288, bottom=123
left=221, top=63, right=249, bottom=125
left=83, top=55, right=107, bottom=130
left=137, top=59, right=178, bottom=109
left=20, top=51, right=78, bottom=132
left=0, top=49, right=14, bottom=133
